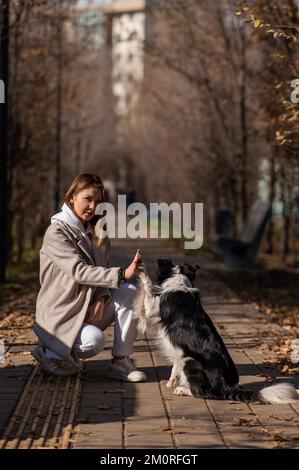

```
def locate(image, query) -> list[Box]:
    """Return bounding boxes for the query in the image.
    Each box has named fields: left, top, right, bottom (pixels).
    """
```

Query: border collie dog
left=134, top=259, right=298, bottom=404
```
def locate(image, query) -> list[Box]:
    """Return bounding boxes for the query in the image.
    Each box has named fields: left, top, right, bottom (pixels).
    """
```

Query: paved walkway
left=1, top=238, right=299, bottom=449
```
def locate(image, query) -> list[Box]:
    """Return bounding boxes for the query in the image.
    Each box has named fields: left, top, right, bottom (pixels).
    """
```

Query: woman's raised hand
left=124, top=249, right=142, bottom=280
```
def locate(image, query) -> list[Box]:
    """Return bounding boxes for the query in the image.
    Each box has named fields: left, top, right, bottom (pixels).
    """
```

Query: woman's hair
left=64, top=173, right=104, bottom=204
left=64, top=173, right=107, bottom=247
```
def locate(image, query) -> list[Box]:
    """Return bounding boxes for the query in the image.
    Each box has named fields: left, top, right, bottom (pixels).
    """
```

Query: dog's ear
left=155, top=259, right=175, bottom=284
left=180, top=264, right=192, bottom=278
left=194, top=264, right=200, bottom=273
left=183, top=263, right=200, bottom=274
left=156, top=258, right=174, bottom=271
left=180, top=263, right=200, bottom=285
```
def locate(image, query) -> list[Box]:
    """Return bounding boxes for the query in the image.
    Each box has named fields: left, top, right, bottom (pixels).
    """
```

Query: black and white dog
left=134, top=259, right=298, bottom=404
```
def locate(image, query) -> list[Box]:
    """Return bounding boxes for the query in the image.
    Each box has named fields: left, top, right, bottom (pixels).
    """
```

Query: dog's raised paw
left=173, top=386, right=193, bottom=397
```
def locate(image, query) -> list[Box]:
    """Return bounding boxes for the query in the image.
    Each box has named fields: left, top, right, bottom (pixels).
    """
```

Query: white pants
left=45, top=283, right=138, bottom=361
left=73, top=283, right=138, bottom=359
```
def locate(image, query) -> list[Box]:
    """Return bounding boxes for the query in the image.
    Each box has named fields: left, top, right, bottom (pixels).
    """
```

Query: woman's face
left=70, top=186, right=102, bottom=224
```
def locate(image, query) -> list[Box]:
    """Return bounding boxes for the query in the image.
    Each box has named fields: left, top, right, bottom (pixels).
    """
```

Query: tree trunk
left=280, top=174, right=290, bottom=261
left=283, top=212, right=290, bottom=260
left=239, top=28, right=248, bottom=224
left=54, top=3, right=63, bottom=212
left=16, top=215, right=24, bottom=263
left=0, top=0, right=9, bottom=282
left=266, top=145, right=277, bottom=254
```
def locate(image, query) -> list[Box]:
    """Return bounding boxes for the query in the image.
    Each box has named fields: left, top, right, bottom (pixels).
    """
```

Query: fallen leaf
left=232, top=416, right=259, bottom=426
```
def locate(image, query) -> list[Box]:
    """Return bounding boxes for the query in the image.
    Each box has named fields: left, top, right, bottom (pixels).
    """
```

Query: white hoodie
left=51, top=203, right=95, bottom=261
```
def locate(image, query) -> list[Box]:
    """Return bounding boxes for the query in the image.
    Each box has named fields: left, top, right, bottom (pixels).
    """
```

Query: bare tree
left=3, top=0, right=117, bottom=266
left=127, top=0, right=262, bottom=240
left=240, top=0, right=299, bottom=258
left=0, top=0, right=9, bottom=282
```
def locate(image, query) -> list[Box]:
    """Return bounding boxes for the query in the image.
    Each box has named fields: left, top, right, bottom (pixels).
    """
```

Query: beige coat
left=34, top=220, right=120, bottom=365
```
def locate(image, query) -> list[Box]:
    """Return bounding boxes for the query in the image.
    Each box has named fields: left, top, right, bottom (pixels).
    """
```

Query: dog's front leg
left=172, top=364, right=193, bottom=396
left=166, top=363, right=180, bottom=389
left=139, top=271, right=161, bottom=322
left=144, top=294, right=160, bottom=318
left=173, top=386, right=193, bottom=397
left=139, top=271, right=154, bottom=297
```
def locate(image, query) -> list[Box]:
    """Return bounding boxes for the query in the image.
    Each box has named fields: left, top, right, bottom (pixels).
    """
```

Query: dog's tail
left=227, top=382, right=298, bottom=404
left=257, top=382, right=298, bottom=404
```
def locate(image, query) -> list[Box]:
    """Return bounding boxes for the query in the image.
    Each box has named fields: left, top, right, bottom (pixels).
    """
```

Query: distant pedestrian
left=32, top=173, right=146, bottom=382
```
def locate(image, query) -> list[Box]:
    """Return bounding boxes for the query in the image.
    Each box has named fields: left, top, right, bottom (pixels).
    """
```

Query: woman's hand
left=85, top=296, right=108, bottom=325
left=124, top=249, right=142, bottom=280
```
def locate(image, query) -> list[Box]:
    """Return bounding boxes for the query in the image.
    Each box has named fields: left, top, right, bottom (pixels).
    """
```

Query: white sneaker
left=107, top=357, right=147, bottom=383
left=32, top=346, right=80, bottom=376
